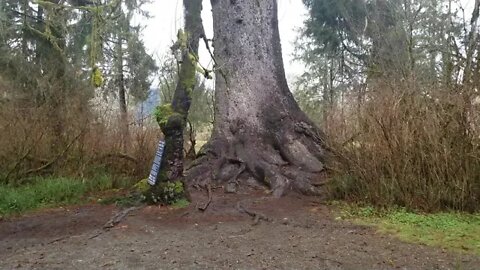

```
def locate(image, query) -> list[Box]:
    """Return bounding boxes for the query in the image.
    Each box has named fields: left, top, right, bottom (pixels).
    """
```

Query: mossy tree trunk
left=187, top=0, right=328, bottom=197
left=152, top=0, right=203, bottom=187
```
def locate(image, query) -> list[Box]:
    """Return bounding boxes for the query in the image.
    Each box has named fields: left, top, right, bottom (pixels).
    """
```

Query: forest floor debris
left=1, top=191, right=479, bottom=269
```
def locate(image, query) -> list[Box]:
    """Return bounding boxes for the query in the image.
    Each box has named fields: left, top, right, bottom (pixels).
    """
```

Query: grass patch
left=98, top=194, right=144, bottom=207
left=0, top=175, right=134, bottom=217
left=171, top=198, right=190, bottom=208
left=334, top=202, right=480, bottom=255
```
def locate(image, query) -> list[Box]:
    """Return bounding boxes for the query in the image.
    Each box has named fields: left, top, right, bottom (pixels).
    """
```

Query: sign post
left=147, top=140, right=166, bottom=186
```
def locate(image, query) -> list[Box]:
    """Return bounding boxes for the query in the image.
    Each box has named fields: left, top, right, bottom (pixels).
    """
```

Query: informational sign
left=148, top=140, right=166, bottom=186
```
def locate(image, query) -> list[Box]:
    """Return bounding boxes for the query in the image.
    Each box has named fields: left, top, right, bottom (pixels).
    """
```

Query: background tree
left=296, top=0, right=480, bottom=211
left=0, top=0, right=157, bottom=184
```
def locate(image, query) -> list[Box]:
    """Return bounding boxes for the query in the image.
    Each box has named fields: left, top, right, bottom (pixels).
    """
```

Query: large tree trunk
left=187, top=0, right=328, bottom=197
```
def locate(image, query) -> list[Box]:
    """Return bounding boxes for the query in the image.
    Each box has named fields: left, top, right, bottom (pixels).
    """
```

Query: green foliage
left=0, top=177, right=86, bottom=216
left=145, top=181, right=186, bottom=205
left=303, top=0, right=367, bottom=53
left=125, top=28, right=158, bottom=103
left=98, top=193, right=144, bottom=207
left=91, top=66, right=103, bottom=87
left=336, top=203, right=480, bottom=255
left=154, top=103, right=175, bottom=128
left=0, top=174, right=134, bottom=217
left=133, top=178, right=150, bottom=193
left=171, top=198, right=190, bottom=208
left=157, top=54, right=214, bottom=129
left=176, top=29, right=188, bottom=49
left=300, top=0, right=480, bottom=212
left=100, top=179, right=188, bottom=208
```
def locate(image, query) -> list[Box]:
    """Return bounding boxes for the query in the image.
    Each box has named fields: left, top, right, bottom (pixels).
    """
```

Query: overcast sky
left=136, top=0, right=308, bottom=84
left=136, top=0, right=476, bottom=86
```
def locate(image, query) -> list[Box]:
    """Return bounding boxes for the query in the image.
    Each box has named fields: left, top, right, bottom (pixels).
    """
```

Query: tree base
left=186, top=120, right=328, bottom=197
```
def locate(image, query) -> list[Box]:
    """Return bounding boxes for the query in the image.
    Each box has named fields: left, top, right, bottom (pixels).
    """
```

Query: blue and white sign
left=148, top=140, right=166, bottom=186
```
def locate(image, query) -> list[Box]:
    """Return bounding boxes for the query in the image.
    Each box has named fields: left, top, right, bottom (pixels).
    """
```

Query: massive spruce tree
left=187, top=0, right=328, bottom=196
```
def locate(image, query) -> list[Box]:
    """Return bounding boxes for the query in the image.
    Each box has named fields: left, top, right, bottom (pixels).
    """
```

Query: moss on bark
left=144, top=180, right=186, bottom=205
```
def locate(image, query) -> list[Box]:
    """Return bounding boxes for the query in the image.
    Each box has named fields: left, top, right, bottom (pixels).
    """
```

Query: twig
left=3, top=132, right=45, bottom=183
left=25, top=132, right=83, bottom=175
left=47, top=235, right=70, bottom=245
left=200, top=34, right=217, bottom=67
left=95, top=153, right=138, bottom=164
left=103, top=206, right=141, bottom=229
left=88, top=229, right=104, bottom=240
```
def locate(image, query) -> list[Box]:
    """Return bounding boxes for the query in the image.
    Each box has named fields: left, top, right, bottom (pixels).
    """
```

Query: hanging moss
left=177, top=29, right=188, bottom=49
left=91, top=66, right=103, bottom=87
left=154, top=103, right=174, bottom=126
left=154, top=103, right=186, bottom=133
left=181, top=53, right=197, bottom=96
left=154, top=103, right=174, bottom=127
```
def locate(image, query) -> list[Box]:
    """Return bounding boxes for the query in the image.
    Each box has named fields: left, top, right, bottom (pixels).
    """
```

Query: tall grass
left=336, top=202, right=480, bottom=255
left=324, top=84, right=480, bottom=211
left=0, top=176, right=123, bottom=217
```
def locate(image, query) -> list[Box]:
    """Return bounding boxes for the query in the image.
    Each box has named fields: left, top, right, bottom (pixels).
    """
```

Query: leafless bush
left=326, top=82, right=480, bottom=211
left=0, top=95, right=161, bottom=186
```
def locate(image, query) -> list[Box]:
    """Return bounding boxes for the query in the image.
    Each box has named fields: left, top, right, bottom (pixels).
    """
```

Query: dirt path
left=1, top=192, right=479, bottom=270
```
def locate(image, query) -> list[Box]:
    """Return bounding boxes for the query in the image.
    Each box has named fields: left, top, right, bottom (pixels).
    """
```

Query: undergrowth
left=334, top=202, right=480, bottom=255
left=324, top=86, right=480, bottom=212
left=0, top=175, right=134, bottom=217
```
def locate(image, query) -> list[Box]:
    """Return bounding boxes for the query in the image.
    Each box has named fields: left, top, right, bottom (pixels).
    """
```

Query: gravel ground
left=1, top=193, right=479, bottom=270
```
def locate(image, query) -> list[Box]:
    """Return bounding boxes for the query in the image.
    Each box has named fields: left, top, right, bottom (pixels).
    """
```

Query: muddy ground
left=1, top=191, right=479, bottom=270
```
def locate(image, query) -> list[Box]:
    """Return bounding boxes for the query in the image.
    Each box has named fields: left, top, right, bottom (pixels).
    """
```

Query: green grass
left=335, top=202, right=480, bottom=255
left=171, top=198, right=190, bottom=208
left=0, top=175, right=126, bottom=217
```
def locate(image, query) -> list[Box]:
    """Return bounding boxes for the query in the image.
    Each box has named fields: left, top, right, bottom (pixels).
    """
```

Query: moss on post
left=144, top=180, right=186, bottom=205
left=154, top=103, right=185, bottom=131
left=154, top=103, right=174, bottom=127
left=91, top=66, right=103, bottom=87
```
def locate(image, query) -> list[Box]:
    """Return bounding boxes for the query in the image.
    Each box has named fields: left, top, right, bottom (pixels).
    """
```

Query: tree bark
left=153, top=0, right=203, bottom=183
left=463, top=0, right=480, bottom=85
left=115, top=33, right=130, bottom=152
left=187, top=0, right=328, bottom=197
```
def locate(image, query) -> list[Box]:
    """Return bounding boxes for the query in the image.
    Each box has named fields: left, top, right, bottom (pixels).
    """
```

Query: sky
left=136, top=0, right=308, bottom=85
left=136, top=0, right=476, bottom=86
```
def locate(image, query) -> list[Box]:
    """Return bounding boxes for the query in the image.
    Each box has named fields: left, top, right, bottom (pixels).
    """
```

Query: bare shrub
left=0, top=94, right=161, bottom=186
left=326, top=83, right=480, bottom=211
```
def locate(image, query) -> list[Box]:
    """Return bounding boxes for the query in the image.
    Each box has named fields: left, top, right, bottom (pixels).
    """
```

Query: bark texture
left=187, top=0, right=328, bottom=196
left=154, top=0, right=203, bottom=184
left=115, top=34, right=130, bottom=152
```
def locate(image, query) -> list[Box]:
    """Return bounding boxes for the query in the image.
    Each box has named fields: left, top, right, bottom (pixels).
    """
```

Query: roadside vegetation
left=335, top=202, right=480, bottom=255
left=0, top=175, right=133, bottom=217
left=298, top=0, right=480, bottom=212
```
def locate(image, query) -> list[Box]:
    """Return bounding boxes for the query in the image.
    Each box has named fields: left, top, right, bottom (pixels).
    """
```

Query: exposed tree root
left=87, top=206, right=142, bottom=240
left=236, top=202, right=271, bottom=225
left=197, top=184, right=212, bottom=211
left=186, top=119, right=328, bottom=198
left=47, top=235, right=71, bottom=245
left=103, top=206, right=142, bottom=229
